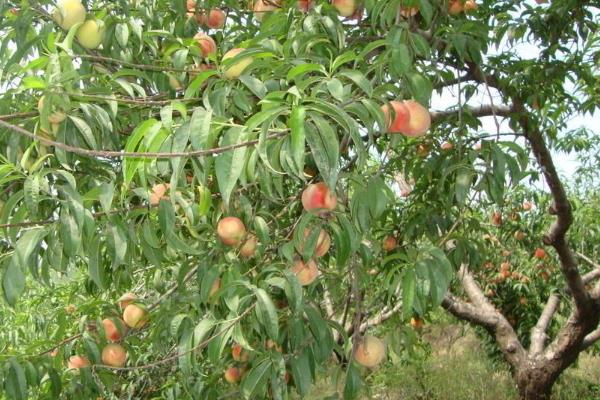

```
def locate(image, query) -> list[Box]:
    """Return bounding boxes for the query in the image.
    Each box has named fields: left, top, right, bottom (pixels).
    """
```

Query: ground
left=301, top=315, right=600, bottom=399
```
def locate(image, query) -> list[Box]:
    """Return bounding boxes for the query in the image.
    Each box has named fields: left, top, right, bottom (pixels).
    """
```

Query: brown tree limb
left=580, top=327, right=600, bottom=351
left=530, top=294, right=560, bottom=356
left=430, top=104, right=514, bottom=122
left=0, top=118, right=288, bottom=159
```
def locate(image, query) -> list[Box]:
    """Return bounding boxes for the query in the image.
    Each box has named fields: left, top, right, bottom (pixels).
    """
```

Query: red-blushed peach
left=240, top=234, right=258, bottom=258
left=102, top=318, right=128, bottom=342
left=222, top=48, right=253, bottom=79
left=354, top=335, right=386, bottom=368
left=301, top=182, right=337, bottom=214
left=463, top=0, right=478, bottom=11
left=332, top=0, right=356, bottom=17
left=197, top=8, right=226, bottom=28
left=209, top=278, right=221, bottom=298
left=381, top=101, right=410, bottom=134
left=101, top=343, right=127, bottom=367
left=217, top=216, right=247, bottom=246
left=117, top=292, right=137, bottom=310
left=402, top=100, right=431, bottom=137
left=224, top=366, right=242, bottom=383
left=448, top=0, right=463, bottom=15
left=441, top=141, right=454, bottom=150
left=491, top=211, right=502, bottom=226
left=193, top=33, right=216, bottom=58
left=149, top=183, right=170, bottom=205
left=67, top=355, right=90, bottom=370
left=522, top=201, right=532, bottom=211
left=231, top=343, right=250, bottom=362
left=410, top=317, right=424, bottom=330
left=382, top=236, right=397, bottom=252
left=534, top=248, right=546, bottom=259
left=300, top=228, right=331, bottom=257
left=297, top=0, right=313, bottom=12
left=123, top=304, right=148, bottom=329
left=253, top=0, right=281, bottom=21
left=400, top=6, right=419, bottom=17
left=514, top=230, right=526, bottom=241
left=290, top=259, right=319, bottom=286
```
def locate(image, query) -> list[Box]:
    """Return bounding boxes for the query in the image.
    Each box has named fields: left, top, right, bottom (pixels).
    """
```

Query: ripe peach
left=500, top=262, right=511, bottom=272
left=67, top=355, right=90, bottom=369
left=400, top=7, right=419, bottom=17
left=224, top=366, right=242, bottom=383
left=403, top=100, right=431, bottom=137
left=491, top=211, right=502, bottom=226
left=231, top=343, right=250, bottom=362
left=440, top=141, right=454, bottom=150
left=382, top=236, right=397, bottom=252
left=222, top=48, right=253, bottom=79
left=472, top=142, right=482, bottom=151
left=76, top=19, right=105, bottom=49
left=209, top=278, right=221, bottom=298
left=217, top=216, right=246, bottom=247
left=354, top=335, right=386, bottom=368
left=301, top=182, right=337, bottom=214
left=297, top=0, right=313, bottom=12
left=381, top=101, right=410, bottom=134
left=448, top=0, right=463, bottom=15
left=519, top=297, right=527, bottom=305
left=149, top=183, right=170, bottom=205
left=65, top=304, right=77, bottom=314
left=197, top=8, right=226, bottom=29
left=186, top=0, right=196, bottom=11
left=53, top=0, right=86, bottom=30
left=253, top=0, right=280, bottom=21
left=514, top=230, right=525, bottom=241
left=240, top=234, right=258, bottom=258
left=265, top=339, right=283, bottom=352
left=522, top=201, right=532, bottom=211
left=400, top=188, right=412, bottom=197
left=117, top=292, right=137, bottom=310
left=101, top=344, right=127, bottom=367
left=290, top=259, right=319, bottom=286
left=501, top=250, right=511, bottom=257
left=123, top=304, right=148, bottom=329
left=300, top=228, right=331, bottom=257
left=410, top=317, right=424, bottom=330
left=102, top=318, right=128, bottom=342
left=534, top=248, right=546, bottom=259
left=332, top=0, right=357, bottom=17
left=463, top=0, right=478, bottom=11
left=193, top=33, right=216, bottom=58
left=416, top=143, right=430, bottom=157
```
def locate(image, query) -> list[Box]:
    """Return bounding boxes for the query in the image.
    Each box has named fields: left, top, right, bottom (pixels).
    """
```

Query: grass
left=302, top=316, right=600, bottom=400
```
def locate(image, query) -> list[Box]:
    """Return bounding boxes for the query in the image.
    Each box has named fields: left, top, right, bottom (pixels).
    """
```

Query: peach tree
left=0, top=0, right=599, bottom=399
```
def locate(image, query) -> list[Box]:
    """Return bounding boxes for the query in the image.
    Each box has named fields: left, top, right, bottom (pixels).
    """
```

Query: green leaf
left=3, top=261, right=25, bottom=307
left=189, top=107, right=212, bottom=150
left=290, top=351, right=313, bottom=396
left=255, top=288, right=279, bottom=340
left=338, top=70, right=373, bottom=97
left=289, top=105, right=306, bottom=175
left=326, top=78, right=345, bottom=102
left=239, top=75, right=267, bottom=98
left=306, top=114, right=339, bottom=188
left=287, top=63, right=327, bottom=81
left=5, top=358, right=28, bottom=400
left=215, top=127, right=248, bottom=207
left=241, top=359, right=272, bottom=399
left=88, top=235, right=106, bottom=290
left=402, top=268, right=416, bottom=318
left=417, top=0, right=433, bottom=24
left=344, top=360, right=362, bottom=399
left=115, top=23, right=129, bottom=48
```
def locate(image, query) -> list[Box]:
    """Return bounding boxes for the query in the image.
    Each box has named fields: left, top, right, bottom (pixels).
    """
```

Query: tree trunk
left=515, top=366, right=559, bottom=400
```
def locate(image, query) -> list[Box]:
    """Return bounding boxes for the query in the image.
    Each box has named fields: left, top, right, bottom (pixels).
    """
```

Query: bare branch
left=580, top=327, right=600, bottom=351
left=431, top=104, right=514, bottom=122
left=530, top=294, right=560, bottom=356
left=578, top=252, right=600, bottom=284
left=0, top=119, right=288, bottom=159
left=358, top=302, right=402, bottom=333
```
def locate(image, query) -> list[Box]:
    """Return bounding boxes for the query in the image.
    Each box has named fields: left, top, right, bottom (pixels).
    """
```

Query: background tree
left=0, top=0, right=598, bottom=399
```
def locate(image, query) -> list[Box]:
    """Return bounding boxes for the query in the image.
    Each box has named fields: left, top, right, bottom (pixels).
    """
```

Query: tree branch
left=431, top=104, right=514, bottom=122
left=530, top=294, right=560, bottom=356
left=580, top=327, right=600, bottom=351
left=0, top=119, right=288, bottom=159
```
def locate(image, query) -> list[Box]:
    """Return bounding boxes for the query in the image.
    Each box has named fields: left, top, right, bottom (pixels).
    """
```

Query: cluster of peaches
left=66, top=294, right=148, bottom=370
